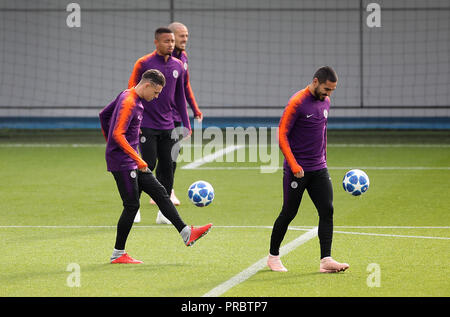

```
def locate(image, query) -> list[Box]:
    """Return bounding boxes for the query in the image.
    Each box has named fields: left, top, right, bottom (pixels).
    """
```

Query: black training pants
left=269, top=167, right=334, bottom=259
left=139, top=127, right=177, bottom=196
left=112, top=169, right=186, bottom=250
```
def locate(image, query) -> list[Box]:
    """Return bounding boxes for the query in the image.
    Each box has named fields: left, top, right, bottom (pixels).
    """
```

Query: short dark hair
left=154, top=27, right=173, bottom=40
left=313, top=66, right=338, bottom=84
left=141, top=69, right=166, bottom=87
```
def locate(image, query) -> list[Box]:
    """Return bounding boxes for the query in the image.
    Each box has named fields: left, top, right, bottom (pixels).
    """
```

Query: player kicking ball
left=267, top=66, right=349, bottom=273
left=99, top=69, right=212, bottom=264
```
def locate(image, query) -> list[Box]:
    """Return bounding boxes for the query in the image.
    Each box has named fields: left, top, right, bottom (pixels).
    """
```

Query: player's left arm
left=175, top=67, right=192, bottom=136
left=99, top=94, right=121, bottom=141
left=184, top=69, right=203, bottom=120
left=112, top=94, right=148, bottom=170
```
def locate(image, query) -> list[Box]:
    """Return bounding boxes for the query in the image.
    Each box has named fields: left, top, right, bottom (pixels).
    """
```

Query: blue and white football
left=342, top=169, right=370, bottom=196
left=188, top=180, right=215, bottom=207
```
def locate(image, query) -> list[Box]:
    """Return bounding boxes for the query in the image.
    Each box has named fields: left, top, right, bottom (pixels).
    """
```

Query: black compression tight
left=269, top=168, right=334, bottom=259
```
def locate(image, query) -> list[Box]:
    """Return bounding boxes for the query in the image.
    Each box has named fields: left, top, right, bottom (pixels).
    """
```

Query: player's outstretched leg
left=138, top=170, right=185, bottom=228
left=183, top=224, right=212, bottom=247
left=138, top=171, right=212, bottom=246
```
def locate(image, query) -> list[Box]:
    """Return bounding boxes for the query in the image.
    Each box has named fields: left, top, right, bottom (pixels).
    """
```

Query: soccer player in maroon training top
left=267, top=66, right=349, bottom=273
left=168, top=22, right=203, bottom=123
left=99, top=69, right=211, bottom=264
left=161, top=21, right=203, bottom=207
left=128, top=27, right=191, bottom=224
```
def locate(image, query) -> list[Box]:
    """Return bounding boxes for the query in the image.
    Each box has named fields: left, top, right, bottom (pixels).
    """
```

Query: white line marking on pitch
left=202, top=227, right=318, bottom=297
left=181, top=144, right=244, bottom=169
left=1, top=225, right=448, bottom=229
left=1, top=225, right=447, bottom=240
left=333, top=230, right=450, bottom=240
left=335, top=226, right=450, bottom=229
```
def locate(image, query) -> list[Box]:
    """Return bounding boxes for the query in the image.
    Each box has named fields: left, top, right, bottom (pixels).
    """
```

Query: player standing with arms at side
left=128, top=27, right=191, bottom=224
left=168, top=22, right=203, bottom=124
left=99, top=70, right=211, bottom=264
left=155, top=21, right=203, bottom=207
left=267, top=66, right=349, bottom=273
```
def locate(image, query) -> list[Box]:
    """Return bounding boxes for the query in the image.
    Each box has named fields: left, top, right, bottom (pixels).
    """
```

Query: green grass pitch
left=0, top=130, right=449, bottom=297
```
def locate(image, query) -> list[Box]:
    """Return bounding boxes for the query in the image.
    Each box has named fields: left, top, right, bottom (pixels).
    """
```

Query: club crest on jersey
left=130, top=171, right=137, bottom=178
left=183, top=62, right=188, bottom=70
left=323, top=109, right=328, bottom=118
left=291, top=181, right=298, bottom=189
left=173, top=70, right=179, bottom=78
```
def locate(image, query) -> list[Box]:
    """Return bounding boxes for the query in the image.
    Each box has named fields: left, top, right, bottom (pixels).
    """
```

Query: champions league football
left=342, top=169, right=370, bottom=196
left=188, top=180, right=215, bottom=207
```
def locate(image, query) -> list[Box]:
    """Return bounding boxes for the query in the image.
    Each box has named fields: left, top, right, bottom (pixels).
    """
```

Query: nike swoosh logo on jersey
left=306, top=114, right=313, bottom=118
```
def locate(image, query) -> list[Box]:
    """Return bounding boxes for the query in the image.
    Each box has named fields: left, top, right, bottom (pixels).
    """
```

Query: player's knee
left=156, top=185, right=169, bottom=198
left=159, top=159, right=174, bottom=174
left=123, top=201, right=140, bottom=213
left=279, top=206, right=298, bottom=223
left=319, top=204, right=334, bottom=219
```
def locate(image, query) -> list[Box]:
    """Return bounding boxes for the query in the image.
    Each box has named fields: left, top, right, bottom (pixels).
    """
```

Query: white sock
left=111, top=249, right=125, bottom=260
left=180, top=226, right=191, bottom=244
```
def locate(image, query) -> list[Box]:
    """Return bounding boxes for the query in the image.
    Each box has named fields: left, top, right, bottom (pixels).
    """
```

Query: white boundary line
left=333, top=230, right=450, bottom=240
left=334, top=226, right=450, bottom=229
left=181, top=144, right=244, bottom=170
left=202, top=227, right=318, bottom=297
left=1, top=225, right=448, bottom=229
left=0, top=225, right=448, bottom=229
left=1, top=225, right=447, bottom=240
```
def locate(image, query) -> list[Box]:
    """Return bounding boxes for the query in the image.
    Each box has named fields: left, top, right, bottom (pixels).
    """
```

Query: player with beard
left=128, top=27, right=191, bottom=224
left=267, top=66, right=349, bottom=273
left=149, top=22, right=204, bottom=209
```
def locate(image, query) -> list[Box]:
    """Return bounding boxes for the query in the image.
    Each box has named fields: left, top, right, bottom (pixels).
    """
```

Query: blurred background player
left=168, top=22, right=203, bottom=123
left=128, top=27, right=192, bottom=224
left=150, top=22, right=203, bottom=207
left=99, top=69, right=212, bottom=264
left=267, top=66, right=349, bottom=273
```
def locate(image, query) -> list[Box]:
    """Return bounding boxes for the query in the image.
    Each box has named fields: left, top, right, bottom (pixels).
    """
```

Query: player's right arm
left=278, top=92, right=304, bottom=175
left=128, top=57, right=144, bottom=89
